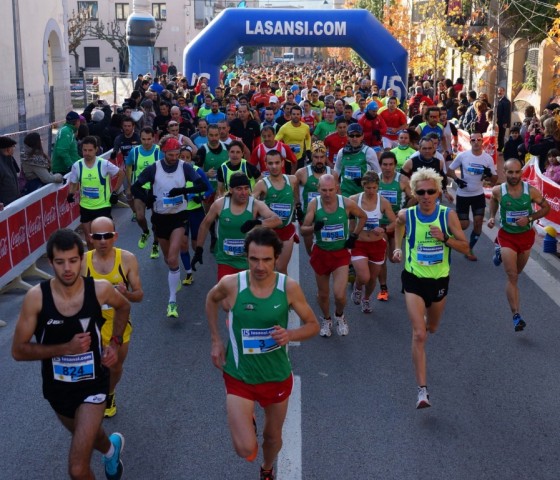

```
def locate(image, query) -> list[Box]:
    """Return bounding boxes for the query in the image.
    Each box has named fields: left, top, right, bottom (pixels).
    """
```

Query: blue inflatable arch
left=184, top=8, right=408, bottom=100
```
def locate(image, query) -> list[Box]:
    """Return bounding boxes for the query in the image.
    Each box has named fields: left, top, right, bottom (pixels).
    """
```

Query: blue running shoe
left=513, top=313, right=526, bottom=332
left=493, top=246, right=502, bottom=266
left=104, top=432, right=124, bottom=480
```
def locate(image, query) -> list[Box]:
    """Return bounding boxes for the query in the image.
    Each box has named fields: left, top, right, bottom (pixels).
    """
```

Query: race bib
left=343, top=166, right=362, bottom=180
left=242, top=327, right=279, bottom=354
left=52, top=352, right=95, bottom=383
left=320, top=224, right=345, bottom=242
left=417, top=243, right=444, bottom=265
left=307, top=191, right=320, bottom=203
left=466, top=163, right=484, bottom=175
left=82, top=187, right=99, bottom=199
left=380, top=189, right=397, bottom=205
left=223, top=238, right=245, bottom=256
left=506, top=210, right=529, bottom=225
left=364, top=216, right=380, bottom=231
left=289, top=144, right=301, bottom=154
left=270, top=202, right=292, bottom=219
left=163, top=194, right=184, bottom=207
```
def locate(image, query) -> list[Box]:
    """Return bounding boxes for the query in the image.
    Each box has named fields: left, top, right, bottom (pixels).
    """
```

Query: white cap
left=269, top=96, right=279, bottom=103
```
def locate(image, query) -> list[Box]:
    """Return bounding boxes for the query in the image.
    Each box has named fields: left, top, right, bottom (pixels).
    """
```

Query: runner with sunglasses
left=393, top=167, right=468, bottom=409
left=83, top=217, right=143, bottom=418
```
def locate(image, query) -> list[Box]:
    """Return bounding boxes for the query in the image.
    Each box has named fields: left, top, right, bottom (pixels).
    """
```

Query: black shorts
left=401, top=269, right=449, bottom=308
left=151, top=210, right=189, bottom=240
left=80, top=206, right=112, bottom=224
left=47, top=383, right=109, bottom=419
left=455, top=194, right=486, bottom=220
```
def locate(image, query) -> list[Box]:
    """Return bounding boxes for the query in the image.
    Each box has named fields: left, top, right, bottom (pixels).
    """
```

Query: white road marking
left=278, top=374, right=302, bottom=480
left=287, top=240, right=301, bottom=346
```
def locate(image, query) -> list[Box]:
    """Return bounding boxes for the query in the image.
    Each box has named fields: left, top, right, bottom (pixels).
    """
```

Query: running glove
left=455, top=178, right=468, bottom=189
left=191, top=246, right=204, bottom=271
left=344, top=232, right=358, bottom=249
left=109, top=192, right=119, bottom=205
left=240, top=219, right=262, bottom=234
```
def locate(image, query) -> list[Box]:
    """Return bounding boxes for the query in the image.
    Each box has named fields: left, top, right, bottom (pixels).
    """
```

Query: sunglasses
left=90, top=232, right=116, bottom=240
left=415, top=189, right=438, bottom=196
left=348, top=133, right=362, bottom=138
left=470, top=138, right=483, bottom=142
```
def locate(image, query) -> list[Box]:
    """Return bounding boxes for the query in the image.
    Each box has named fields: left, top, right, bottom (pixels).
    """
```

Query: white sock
left=104, top=442, right=115, bottom=459
left=168, top=268, right=180, bottom=302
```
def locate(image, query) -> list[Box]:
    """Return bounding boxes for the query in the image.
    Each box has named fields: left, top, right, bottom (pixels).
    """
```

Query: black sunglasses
left=90, top=232, right=116, bottom=240
left=348, top=133, right=362, bottom=138
left=415, top=189, right=438, bottom=196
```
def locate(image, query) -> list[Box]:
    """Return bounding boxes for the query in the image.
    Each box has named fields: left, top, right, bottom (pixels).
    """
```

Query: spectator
left=0, top=136, right=20, bottom=208
left=544, top=148, right=560, bottom=183
left=20, top=132, right=63, bottom=193
left=51, top=111, right=81, bottom=174
left=102, top=114, right=124, bottom=153
left=496, top=86, right=512, bottom=152
left=519, top=105, right=536, bottom=139
left=503, top=126, right=524, bottom=164
left=528, top=117, right=559, bottom=172
left=86, top=102, right=112, bottom=138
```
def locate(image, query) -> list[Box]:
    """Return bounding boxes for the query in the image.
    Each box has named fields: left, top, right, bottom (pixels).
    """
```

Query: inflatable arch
left=184, top=8, right=408, bottom=100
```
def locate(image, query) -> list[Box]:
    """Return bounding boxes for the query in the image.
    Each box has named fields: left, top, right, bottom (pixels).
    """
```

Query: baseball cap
left=269, top=96, right=279, bottom=104
left=161, top=137, right=182, bottom=152
left=366, top=102, right=379, bottom=112
left=347, top=123, right=363, bottom=135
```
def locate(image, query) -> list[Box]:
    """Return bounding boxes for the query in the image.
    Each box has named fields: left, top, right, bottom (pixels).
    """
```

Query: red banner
left=25, top=201, right=45, bottom=253
left=41, top=191, right=60, bottom=239
left=8, top=209, right=30, bottom=266
left=0, top=220, right=11, bottom=277
left=522, top=159, right=560, bottom=228
left=56, top=187, right=73, bottom=228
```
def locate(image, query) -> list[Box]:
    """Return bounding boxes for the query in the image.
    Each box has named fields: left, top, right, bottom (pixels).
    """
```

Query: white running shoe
left=351, top=286, right=362, bottom=305
left=416, top=386, right=431, bottom=409
left=319, top=317, right=332, bottom=337
left=335, top=313, right=349, bottom=336
left=361, top=299, right=372, bottom=314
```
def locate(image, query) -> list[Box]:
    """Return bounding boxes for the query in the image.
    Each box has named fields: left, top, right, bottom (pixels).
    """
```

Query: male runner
left=206, top=226, right=319, bottom=480
left=192, top=172, right=281, bottom=279
left=275, top=105, right=311, bottom=169
left=487, top=157, right=550, bottom=331
left=67, top=136, right=124, bottom=250
left=83, top=217, right=143, bottom=418
left=301, top=174, right=367, bottom=337
left=12, top=228, right=129, bottom=480
left=131, top=136, right=208, bottom=318
left=447, top=131, right=497, bottom=261
left=393, top=167, right=468, bottom=408
left=252, top=150, right=299, bottom=273
left=126, top=126, right=162, bottom=258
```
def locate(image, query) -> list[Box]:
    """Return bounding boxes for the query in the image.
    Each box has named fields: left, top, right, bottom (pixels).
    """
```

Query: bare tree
left=67, top=9, right=90, bottom=74
left=88, top=20, right=163, bottom=73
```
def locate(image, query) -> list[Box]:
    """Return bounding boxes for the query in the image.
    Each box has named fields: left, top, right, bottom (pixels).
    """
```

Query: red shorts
left=310, top=245, right=351, bottom=276
left=276, top=223, right=296, bottom=242
left=218, top=264, right=244, bottom=281
left=351, top=239, right=387, bottom=264
left=496, top=228, right=536, bottom=254
left=223, top=372, right=293, bottom=408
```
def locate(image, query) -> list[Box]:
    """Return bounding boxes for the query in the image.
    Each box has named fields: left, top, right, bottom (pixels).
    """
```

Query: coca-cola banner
left=7, top=209, right=30, bottom=266
left=57, top=186, right=73, bottom=228
left=0, top=220, right=11, bottom=277
left=25, top=200, right=45, bottom=253
left=522, top=157, right=560, bottom=229
left=41, top=191, right=59, bottom=239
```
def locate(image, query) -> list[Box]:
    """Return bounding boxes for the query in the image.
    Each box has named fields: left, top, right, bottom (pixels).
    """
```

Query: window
left=84, top=47, right=100, bottom=69
left=152, top=3, right=167, bottom=20
left=78, top=1, right=98, bottom=20
left=154, top=47, right=169, bottom=65
left=115, top=3, right=130, bottom=21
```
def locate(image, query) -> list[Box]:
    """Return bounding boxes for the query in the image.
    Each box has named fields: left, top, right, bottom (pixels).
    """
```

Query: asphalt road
left=1, top=205, right=560, bottom=480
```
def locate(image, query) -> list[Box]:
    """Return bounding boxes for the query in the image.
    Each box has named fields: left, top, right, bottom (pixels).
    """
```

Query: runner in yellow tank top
left=82, top=217, right=144, bottom=418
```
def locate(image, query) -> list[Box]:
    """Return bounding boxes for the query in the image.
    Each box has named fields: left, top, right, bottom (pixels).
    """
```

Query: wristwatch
left=528, top=215, right=533, bottom=223
left=442, top=233, right=450, bottom=244
left=110, top=335, right=124, bottom=346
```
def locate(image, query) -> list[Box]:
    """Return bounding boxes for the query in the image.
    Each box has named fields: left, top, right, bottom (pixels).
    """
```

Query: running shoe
left=361, top=299, right=372, bottom=314
left=131, top=213, right=137, bottom=223
left=351, top=286, right=362, bottom=305
left=513, top=313, right=526, bottom=332
left=493, top=246, right=502, bottom=266
left=416, top=386, right=431, bottom=409
left=150, top=243, right=160, bottom=259
left=103, top=432, right=124, bottom=480
left=260, top=467, right=275, bottom=480
left=319, top=317, right=332, bottom=337
left=377, top=288, right=389, bottom=301
left=167, top=302, right=178, bottom=318
left=465, top=250, right=478, bottom=261
left=182, top=273, right=194, bottom=286
left=335, top=313, right=349, bottom=336
left=104, top=393, right=117, bottom=418
left=138, top=232, right=150, bottom=249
